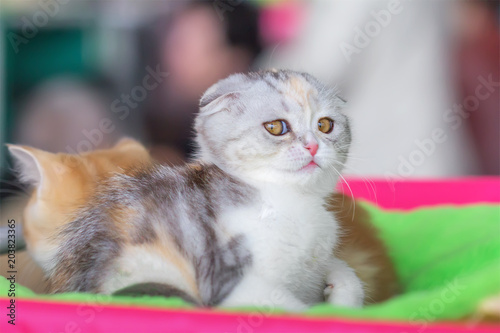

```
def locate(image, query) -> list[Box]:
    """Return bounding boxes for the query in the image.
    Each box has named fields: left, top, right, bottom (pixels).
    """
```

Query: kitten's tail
left=112, top=282, right=201, bottom=306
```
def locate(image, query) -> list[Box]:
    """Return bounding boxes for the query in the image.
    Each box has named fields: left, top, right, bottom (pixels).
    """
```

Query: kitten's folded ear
left=198, top=73, right=251, bottom=112
left=6, top=144, right=50, bottom=187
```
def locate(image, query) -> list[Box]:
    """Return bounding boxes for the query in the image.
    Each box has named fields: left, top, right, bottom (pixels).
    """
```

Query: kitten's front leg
left=324, top=257, right=364, bottom=308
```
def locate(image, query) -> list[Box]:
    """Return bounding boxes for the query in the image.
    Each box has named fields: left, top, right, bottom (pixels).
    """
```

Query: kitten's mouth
left=300, top=160, right=319, bottom=172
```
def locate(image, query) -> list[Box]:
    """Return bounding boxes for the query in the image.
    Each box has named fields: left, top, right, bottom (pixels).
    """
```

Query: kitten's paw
left=323, top=283, right=334, bottom=297
left=325, top=270, right=364, bottom=308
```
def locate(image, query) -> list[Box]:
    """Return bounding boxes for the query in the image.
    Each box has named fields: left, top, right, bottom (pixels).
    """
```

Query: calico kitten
left=9, top=70, right=392, bottom=309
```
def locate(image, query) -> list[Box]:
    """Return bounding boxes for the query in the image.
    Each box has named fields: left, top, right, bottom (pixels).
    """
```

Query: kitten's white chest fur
left=222, top=184, right=338, bottom=305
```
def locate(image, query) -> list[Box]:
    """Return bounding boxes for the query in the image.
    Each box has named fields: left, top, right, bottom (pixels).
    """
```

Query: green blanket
left=2, top=203, right=499, bottom=322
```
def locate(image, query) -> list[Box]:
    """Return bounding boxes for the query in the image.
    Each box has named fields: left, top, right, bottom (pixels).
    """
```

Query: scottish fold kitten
left=9, top=70, right=366, bottom=309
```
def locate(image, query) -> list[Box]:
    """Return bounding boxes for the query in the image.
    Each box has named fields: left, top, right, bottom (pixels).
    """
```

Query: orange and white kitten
left=6, top=138, right=151, bottom=273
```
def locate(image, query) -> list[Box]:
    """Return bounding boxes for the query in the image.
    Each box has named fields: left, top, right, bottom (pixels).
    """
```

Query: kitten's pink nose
left=305, top=142, right=318, bottom=156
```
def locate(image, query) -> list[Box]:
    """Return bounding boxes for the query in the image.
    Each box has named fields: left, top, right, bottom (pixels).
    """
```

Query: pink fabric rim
left=1, top=298, right=499, bottom=333
left=337, top=177, right=500, bottom=209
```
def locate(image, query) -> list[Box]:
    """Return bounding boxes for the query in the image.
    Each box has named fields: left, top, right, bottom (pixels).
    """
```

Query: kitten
left=7, top=138, right=152, bottom=269
left=9, top=70, right=396, bottom=309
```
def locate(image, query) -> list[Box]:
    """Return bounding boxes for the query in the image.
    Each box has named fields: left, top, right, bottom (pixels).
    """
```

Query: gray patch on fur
left=130, top=220, right=157, bottom=245
left=51, top=208, right=123, bottom=293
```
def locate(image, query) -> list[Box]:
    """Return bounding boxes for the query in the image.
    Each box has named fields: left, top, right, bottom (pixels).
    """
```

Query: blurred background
left=0, top=0, right=498, bottom=201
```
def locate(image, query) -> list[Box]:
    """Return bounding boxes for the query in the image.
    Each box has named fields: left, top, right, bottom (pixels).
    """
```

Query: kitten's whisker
left=334, top=162, right=379, bottom=207
left=332, top=159, right=378, bottom=204
left=331, top=165, right=356, bottom=222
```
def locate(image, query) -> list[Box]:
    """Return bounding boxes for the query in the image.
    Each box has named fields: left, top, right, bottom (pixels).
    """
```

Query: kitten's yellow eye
left=318, top=117, right=334, bottom=134
left=264, top=120, right=289, bottom=136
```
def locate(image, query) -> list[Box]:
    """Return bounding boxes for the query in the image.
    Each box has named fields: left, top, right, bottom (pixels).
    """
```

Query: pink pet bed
left=1, top=177, right=499, bottom=333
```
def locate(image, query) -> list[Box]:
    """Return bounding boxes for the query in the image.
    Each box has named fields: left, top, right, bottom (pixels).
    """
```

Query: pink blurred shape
left=259, top=1, right=305, bottom=45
